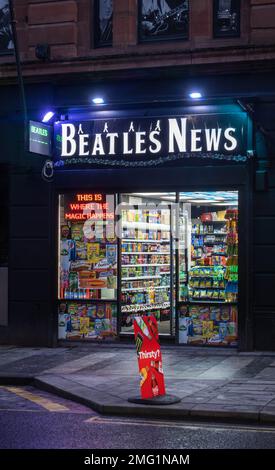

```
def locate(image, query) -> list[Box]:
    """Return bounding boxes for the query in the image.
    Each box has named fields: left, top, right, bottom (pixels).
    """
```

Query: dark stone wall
left=253, top=164, right=275, bottom=350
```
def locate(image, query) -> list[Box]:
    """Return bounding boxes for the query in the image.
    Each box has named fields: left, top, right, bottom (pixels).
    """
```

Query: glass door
left=177, top=191, right=239, bottom=347
left=119, top=193, right=175, bottom=336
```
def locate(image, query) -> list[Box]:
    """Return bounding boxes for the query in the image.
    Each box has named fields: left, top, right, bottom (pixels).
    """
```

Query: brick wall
left=251, top=0, right=275, bottom=44
left=0, top=1, right=275, bottom=78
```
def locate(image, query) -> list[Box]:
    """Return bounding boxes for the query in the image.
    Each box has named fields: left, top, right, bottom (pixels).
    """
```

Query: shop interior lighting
left=42, top=111, right=55, bottom=123
left=92, top=97, right=104, bottom=105
left=189, top=92, right=202, bottom=99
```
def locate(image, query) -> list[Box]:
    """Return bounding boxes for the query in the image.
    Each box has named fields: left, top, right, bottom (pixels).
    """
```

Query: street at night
left=1, top=386, right=275, bottom=450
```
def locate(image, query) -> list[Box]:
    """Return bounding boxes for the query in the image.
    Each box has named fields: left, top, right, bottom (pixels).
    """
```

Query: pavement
left=2, top=343, right=275, bottom=424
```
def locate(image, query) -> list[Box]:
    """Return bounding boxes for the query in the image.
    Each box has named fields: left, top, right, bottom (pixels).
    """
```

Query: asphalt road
left=1, top=386, right=275, bottom=450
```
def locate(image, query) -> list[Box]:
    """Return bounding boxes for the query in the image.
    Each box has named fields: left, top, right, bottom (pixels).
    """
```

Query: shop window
left=57, top=190, right=238, bottom=346
left=178, top=191, right=238, bottom=347
left=119, top=193, right=176, bottom=337
left=93, top=0, right=113, bottom=47
left=213, top=0, right=240, bottom=38
left=58, top=193, right=117, bottom=340
left=0, top=1, right=14, bottom=55
left=138, top=0, right=189, bottom=43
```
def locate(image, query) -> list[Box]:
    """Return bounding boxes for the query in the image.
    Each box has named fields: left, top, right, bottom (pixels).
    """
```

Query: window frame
left=213, top=0, right=241, bottom=39
left=138, top=0, right=189, bottom=44
left=93, top=0, right=113, bottom=49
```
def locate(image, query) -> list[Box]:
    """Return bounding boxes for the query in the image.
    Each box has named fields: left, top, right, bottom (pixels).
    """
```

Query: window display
left=58, top=301, right=117, bottom=340
left=120, top=194, right=173, bottom=335
left=57, top=190, right=238, bottom=346
left=94, top=0, right=113, bottom=47
left=178, top=191, right=238, bottom=346
left=139, top=0, right=189, bottom=42
left=59, top=193, right=117, bottom=301
left=213, top=0, right=240, bottom=38
left=58, top=193, right=117, bottom=339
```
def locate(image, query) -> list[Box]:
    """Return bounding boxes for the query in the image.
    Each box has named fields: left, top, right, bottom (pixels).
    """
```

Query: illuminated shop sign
left=54, top=113, right=249, bottom=168
left=63, top=193, right=115, bottom=221
left=29, top=120, right=53, bottom=157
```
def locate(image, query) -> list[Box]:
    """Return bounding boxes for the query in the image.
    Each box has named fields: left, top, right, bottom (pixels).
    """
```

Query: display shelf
left=122, top=239, right=170, bottom=243
left=202, top=220, right=226, bottom=223
left=121, top=286, right=170, bottom=292
left=192, top=232, right=227, bottom=236
left=189, top=286, right=225, bottom=290
left=188, top=300, right=226, bottom=304
left=121, top=275, right=161, bottom=281
left=210, top=253, right=226, bottom=256
left=121, top=263, right=170, bottom=268
left=122, top=221, right=170, bottom=231
left=203, top=242, right=226, bottom=246
left=121, top=302, right=170, bottom=313
left=121, top=251, right=170, bottom=255
left=189, top=275, right=224, bottom=279
left=179, top=300, right=238, bottom=305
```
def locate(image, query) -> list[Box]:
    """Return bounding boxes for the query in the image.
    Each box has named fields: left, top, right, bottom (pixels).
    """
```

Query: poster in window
left=94, top=0, right=113, bottom=47
left=213, top=0, right=240, bottom=38
left=0, top=1, right=14, bottom=54
left=139, top=0, right=189, bottom=42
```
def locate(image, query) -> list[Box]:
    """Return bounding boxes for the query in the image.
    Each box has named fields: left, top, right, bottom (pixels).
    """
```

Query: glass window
left=139, top=0, right=189, bottom=43
left=0, top=1, right=14, bottom=54
left=177, top=191, right=238, bottom=347
left=94, top=0, right=113, bottom=47
left=213, top=0, right=240, bottom=38
left=119, top=193, right=176, bottom=336
left=58, top=193, right=117, bottom=301
left=58, top=193, right=118, bottom=340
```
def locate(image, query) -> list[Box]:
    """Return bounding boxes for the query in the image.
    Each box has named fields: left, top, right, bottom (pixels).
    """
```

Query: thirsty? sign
left=133, top=315, right=166, bottom=399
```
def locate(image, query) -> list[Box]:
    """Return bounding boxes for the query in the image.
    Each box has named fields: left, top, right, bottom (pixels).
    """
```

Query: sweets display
left=224, top=208, right=238, bottom=302
left=59, top=194, right=117, bottom=301
left=179, top=209, right=238, bottom=304
left=120, top=204, right=171, bottom=328
left=178, top=304, right=238, bottom=346
left=58, top=192, right=239, bottom=346
left=58, top=302, right=117, bottom=340
left=178, top=205, right=238, bottom=346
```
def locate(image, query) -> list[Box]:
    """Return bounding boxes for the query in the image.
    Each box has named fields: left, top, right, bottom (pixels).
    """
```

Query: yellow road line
left=0, top=408, right=46, bottom=413
left=85, top=416, right=275, bottom=433
left=4, top=387, right=69, bottom=412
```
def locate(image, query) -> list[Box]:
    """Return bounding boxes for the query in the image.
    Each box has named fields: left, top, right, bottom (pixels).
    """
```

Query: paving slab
left=1, top=345, right=275, bottom=423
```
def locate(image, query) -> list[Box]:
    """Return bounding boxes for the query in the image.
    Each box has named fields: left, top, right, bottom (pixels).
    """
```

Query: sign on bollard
left=133, top=315, right=166, bottom=400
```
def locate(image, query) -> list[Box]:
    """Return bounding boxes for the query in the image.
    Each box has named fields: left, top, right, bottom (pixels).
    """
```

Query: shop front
left=54, top=108, right=253, bottom=349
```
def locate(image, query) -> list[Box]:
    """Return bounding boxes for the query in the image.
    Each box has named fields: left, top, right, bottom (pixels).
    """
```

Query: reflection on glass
left=213, top=0, right=240, bottom=37
left=0, top=1, right=14, bottom=53
left=139, top=0, right=189, bottom=42
left=94, top=0, right=113, bottom=46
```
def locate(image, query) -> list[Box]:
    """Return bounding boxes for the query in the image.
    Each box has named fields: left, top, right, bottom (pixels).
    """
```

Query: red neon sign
left=64, top=193, right=114, bottom=221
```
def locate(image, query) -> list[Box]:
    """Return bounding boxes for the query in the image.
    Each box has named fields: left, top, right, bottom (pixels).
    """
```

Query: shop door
left=119, top=193, right=176, bottom=336
left=177, top=191, right=239, bottom=347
